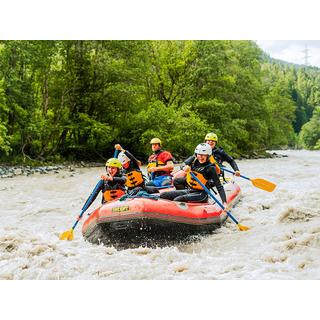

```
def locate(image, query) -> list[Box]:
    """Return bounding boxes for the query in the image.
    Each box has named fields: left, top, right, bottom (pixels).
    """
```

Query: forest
left=0, top=40, right=319, bottom=164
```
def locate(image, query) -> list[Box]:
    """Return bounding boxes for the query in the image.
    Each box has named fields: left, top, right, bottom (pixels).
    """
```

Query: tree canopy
left=0, top=40, right=319, bottom=164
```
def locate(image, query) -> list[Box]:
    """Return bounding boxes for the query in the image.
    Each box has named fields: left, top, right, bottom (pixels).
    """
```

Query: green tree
left=299, top=107, right=320, bottom=149
left=1, top=40, right=319, bottom=164
left=128, top=101, right=210, bottom=159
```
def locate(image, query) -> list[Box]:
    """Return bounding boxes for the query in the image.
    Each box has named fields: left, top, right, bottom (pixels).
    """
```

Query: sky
left=256, top=40, right=320, bottom=68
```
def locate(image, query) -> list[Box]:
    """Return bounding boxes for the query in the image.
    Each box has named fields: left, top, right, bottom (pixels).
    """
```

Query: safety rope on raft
left=119, top=191, right=159, bottom=201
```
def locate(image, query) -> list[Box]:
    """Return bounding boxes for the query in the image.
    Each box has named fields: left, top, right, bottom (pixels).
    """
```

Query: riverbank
left=0, top=162, right=104, bottom=179
left=0, top=151, right=287, bottom=179
left=238, top=150, right=288, bottom=159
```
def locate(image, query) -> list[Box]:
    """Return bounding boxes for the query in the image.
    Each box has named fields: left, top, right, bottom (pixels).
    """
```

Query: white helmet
left=194, top=143, right=212, bottom=156
left=118, top=151, right=130, bottom=165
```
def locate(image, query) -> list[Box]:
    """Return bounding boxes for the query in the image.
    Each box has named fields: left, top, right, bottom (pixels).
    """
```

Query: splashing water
left=1, top=150, right=320, bottom=279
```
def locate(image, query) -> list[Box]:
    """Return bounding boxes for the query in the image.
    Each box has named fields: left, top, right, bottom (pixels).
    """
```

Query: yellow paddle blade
left=59, top=229, right=74, bottom=241
left=251, top=178, right=276, bottom=192
left=237, top=224, right=250, bottom=231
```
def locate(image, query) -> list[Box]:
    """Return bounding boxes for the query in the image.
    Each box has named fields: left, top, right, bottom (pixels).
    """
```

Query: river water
left=1, top=150, right=320, bottom=280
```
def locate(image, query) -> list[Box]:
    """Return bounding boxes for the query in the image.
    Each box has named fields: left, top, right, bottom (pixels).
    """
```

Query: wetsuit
left=173, top=154, right=219, bottom=190
left=160, top=159, right=227, bottom=203
left=174, top=147, right=239, bottom=188
left=86, top=172, right=127, bottom=207
left=212, top=147, right=239, bottom=171
left=122, top=150, right=158, bottom=194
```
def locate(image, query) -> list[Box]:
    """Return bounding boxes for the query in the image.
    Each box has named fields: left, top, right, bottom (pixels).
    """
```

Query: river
left=1, top=150, right=320, bottom=280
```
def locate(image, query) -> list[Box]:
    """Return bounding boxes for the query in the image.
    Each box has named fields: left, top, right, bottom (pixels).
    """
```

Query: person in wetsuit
left=160, top=143, right=227, bottom=204
left=86, top=158, right=127, bottom=208
left=146, top=138, right=174, bottom=188
left=205, top=132, right=240, bottom=176
left=115, top=144, right=159, bottom=195
left=173, top=132, right=241, bottom=190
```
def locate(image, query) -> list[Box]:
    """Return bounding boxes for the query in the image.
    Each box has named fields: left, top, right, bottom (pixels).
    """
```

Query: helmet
left=105, top=158, right=122, bottom=169
left=195, top=143, right=212, bottom=155
left=205, top=132, right=218, bottom=142
left=118, top=152, right=130, bottom=165
left=150, top=138, right=162, bottom=145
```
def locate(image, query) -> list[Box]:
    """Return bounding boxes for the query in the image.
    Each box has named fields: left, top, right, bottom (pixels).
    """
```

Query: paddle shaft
left=189, top=172, right=240, bottom=225
left=221, top=167, right=250, bottom=180
left=221, top=167, right=276, bottom=193
left=63, top=153, right=117, bottom=238
left=72, top=179, right=104, bottom=230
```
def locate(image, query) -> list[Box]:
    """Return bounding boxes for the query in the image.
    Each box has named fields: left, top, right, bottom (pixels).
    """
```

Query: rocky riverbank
left=238, top=150, right=288, bottom=160
left=0, top=162, right=104, bottom=179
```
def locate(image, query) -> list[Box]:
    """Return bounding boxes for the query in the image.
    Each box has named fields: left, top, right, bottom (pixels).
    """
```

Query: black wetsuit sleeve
left=220, top=150, right=239, bottom=171
left=112, top=175, right=127, bottom=185
left=124, top=150, right=140, bottom=169
left=206, top=166, right=227, bottom=203
left=180, top=155, right=195, bottom=169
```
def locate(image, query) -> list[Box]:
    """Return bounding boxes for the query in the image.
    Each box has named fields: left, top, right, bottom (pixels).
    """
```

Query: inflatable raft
left=82, top=181, right=241, bottom=247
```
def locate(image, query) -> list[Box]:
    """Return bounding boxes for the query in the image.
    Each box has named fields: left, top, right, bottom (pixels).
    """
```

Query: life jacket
left=209, top=155, right=221, bottom=174
left=125, top=170, right=144, bottom=188
left=103, top=189, right=126, bottom=202
left=147, top=161, right=165, bottom=169
left=147, top=150, right=172, bottom=177
left=147, top=151, right=166, bottom=169
left=186, top=159, right=213, bottom=190
left=186, top=171, right=208, bottom=190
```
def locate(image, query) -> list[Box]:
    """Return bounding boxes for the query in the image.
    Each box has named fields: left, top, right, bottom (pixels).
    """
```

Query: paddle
left=59, top=179, right=104, bottom=240
left=60, top=150, right=121, bottom=241
left=114, top=149, right=120, bottom=158
left=221, top=167, right=276, bottom=192
left=189, top=171, right=249, bottom=231
left=115, top=147, right=142, bottom=166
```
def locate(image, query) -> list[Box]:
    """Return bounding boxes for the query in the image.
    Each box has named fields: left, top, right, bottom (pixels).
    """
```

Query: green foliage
left=0, top=40, right=319, bottom=164
left=263, top=62, right=320, bottom=133
left=129, top=101, right=210, bottom=159
left=0, top=123, right=11, bottom=155
left=263, top=76, right=296, bottom=147
left=299, top=107, right=320, bottom=149
left=189, top=41, right=270, bottom=156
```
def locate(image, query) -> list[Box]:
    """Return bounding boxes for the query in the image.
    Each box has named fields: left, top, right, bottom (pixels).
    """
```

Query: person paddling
left=115, top=144, right=159, bottom=194
left=173, top=133, right=221, bottom=190
left=205, top=132, right=240, bottom=177
left=84, top=158, right=127, bottom=209
left=146, top=138, right=174, bottom=188
left=160, top=143, right=227, bottom=204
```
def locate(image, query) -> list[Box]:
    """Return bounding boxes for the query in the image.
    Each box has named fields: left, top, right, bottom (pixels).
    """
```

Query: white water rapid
left=1, top=150, right=320, bottom=280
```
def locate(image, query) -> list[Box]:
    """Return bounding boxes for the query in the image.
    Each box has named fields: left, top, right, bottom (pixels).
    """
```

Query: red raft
left=82, top=181, right=241, bottom=247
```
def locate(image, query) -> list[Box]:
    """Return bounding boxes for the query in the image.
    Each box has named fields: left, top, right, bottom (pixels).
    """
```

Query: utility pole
left=303, top=43, right=311, bottom=66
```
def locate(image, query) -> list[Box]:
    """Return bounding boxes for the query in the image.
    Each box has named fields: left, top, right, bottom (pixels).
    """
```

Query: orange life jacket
left=103, top=189, right=126, bottom=202
left=209, top=155, right=221, bottom=174
left=125, top=170, right=144, bottom=188
left=186, top=171, right=208, bottom=190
